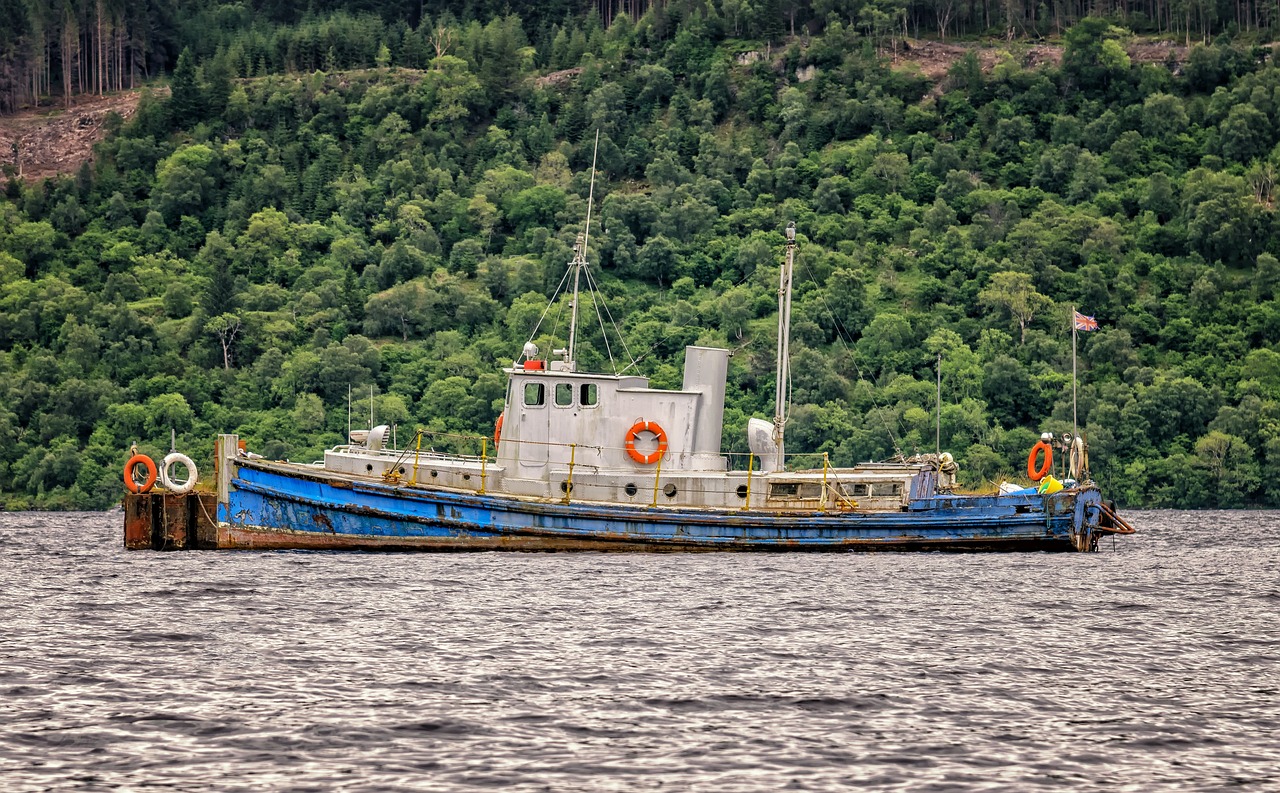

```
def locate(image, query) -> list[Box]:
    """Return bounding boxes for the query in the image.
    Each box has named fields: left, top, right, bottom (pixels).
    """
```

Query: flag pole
left=1071, top=305, right=1078, bottom=441
left=935, top=351, right=941, bottom=458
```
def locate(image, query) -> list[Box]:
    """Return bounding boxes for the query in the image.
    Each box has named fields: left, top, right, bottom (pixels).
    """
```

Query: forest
left=4, top=0, right=1280, bottom=112
left=1, top=1, right=1279, bottom=510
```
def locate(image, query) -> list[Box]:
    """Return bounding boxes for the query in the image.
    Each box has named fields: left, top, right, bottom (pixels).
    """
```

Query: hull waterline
left=215, top=460, right=1108, bottom=553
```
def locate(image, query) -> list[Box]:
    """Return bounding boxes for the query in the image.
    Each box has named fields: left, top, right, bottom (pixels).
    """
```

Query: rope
left=196, top=492, right=220, bottom=544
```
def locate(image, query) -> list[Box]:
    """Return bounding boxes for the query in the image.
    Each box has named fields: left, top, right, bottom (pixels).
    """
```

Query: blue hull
left=217, top=461, right=1106, bottom=552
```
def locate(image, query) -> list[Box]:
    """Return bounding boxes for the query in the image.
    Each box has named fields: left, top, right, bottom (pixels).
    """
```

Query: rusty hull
left=205, top=459, right=1104, bottom=552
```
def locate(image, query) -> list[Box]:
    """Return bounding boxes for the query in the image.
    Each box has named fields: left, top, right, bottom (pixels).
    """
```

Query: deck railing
left=330, top=427, right=889, bottom=511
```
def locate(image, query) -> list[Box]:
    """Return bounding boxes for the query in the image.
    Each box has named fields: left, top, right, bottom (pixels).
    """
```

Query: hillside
left=2, top=9, right=1279, bottom=511
left=0, top=40, right=1190, bottom=182
left=0, top=91, right=156, bottom=182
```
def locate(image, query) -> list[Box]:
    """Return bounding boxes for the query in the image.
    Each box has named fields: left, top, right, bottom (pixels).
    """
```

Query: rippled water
left=2, top=510, right=1278, bottom=791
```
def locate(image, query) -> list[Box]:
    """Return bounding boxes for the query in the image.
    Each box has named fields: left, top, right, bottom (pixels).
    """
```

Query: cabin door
left=516, top=380, right=550, bottom=471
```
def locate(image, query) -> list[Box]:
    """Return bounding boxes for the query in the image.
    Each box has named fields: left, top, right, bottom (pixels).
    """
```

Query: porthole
left=624, top=483, right=637, bottom=497
left=399, top=467, right=406, bottom=474
left=462, top=474, right=471, bottom=481
left=736, top=484, right=748, bottom=499
left=430, top=470, right=438, bottom=478
left=663, top=483, right=678, bottom=498
left=365, top=464, right=373, bottom=472
left=560, top=481, right=573, bottom=493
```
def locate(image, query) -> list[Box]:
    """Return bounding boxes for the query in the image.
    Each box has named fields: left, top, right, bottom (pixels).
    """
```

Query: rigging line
left=547, top=290, right=571, bottom=348
left=585, top=274, right=618, bottom=374
left=613, top=244, right=770, bottom=376
left=583, top=264, right=635, bottom=371
left=523, top=262, right=574, bottom=347
left=797, top=257, right=904, bottom=459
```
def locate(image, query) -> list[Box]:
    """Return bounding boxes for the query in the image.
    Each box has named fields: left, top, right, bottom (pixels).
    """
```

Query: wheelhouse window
left=769, top=482, right=822, bottom=499
left=844, top=482, right=902, bottom=497
left=580, top=383, right=598, bottom=406
left=524, top=383, right=545, bottom=406
left=555, top=382, right=574, bottom=406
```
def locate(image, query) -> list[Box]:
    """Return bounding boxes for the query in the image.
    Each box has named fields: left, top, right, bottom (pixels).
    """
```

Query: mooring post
left=215, top=434, right=237, bottom=510
left=192, top=493, right=219, bottom=549
left=124, top=493, right=152, bottom=549
left=161, top=492, right=189, bottom=550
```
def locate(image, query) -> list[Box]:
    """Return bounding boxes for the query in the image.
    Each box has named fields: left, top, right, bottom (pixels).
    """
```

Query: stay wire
left=588, top=287, right=617, bottom=374
left=523, top=264, right=574, bottom=349
left=617, top=255, right=762, bottom=375
left=796, top=257, right=904, bottom=459
left=587, top=264, right=636, bottom=368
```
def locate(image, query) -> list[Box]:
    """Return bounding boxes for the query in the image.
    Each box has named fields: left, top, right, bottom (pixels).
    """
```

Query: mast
left=566, top=235, right=585, bottom=372
left=566, top=130, right=601, bottom=372
left=774, top=222, right=796, bottom=464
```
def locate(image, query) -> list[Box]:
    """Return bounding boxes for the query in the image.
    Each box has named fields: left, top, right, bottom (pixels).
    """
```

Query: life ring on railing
left=494, top=412, right=504, bottom=448
left=625, top=420, right=668, bottom=465
left=160, top=452, right=198, bottom=494
left=124, top=454, right=157, bottom=494
left=1027, top=441, right=1053, bottom=482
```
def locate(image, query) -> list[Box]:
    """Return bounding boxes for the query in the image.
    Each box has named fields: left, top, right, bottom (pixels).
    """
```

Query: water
left=2, top=511, right=1277, bottom=791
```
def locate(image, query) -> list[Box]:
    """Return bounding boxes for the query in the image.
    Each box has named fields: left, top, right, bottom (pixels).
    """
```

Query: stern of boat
left=1064, top=485, right=1135, bottom=551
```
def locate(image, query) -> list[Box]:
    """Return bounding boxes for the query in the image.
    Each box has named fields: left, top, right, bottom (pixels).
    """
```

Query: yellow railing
left=369, top=426, right=869, bottom=508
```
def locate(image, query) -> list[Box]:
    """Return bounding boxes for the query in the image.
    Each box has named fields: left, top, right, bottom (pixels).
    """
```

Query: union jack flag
left=1074, top=311, right=1098, bottom=332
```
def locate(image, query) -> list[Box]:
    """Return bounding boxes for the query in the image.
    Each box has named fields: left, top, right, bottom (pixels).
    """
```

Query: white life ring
left=161, top=452, right=198, bottom=494
left=1068, top=436, right=1088, bottom=481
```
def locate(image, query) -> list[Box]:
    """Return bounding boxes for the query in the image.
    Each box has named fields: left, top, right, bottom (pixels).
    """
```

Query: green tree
left=363, top=281, right=433, bottom=340
left=1195, top=432, right=1259, bottom=507
left=1061, top=18, right=1130, bottom=92
left=154, top=145, right=218, bottom=224
left=169, top=47, right=203, bottom=126
left=1219, top=104, right=1273, bottom=164
left=978, top=271, right=1053, bottom=345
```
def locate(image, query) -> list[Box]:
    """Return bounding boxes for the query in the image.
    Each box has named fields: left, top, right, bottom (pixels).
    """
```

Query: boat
left=199, top=212, right=1134, bottom=553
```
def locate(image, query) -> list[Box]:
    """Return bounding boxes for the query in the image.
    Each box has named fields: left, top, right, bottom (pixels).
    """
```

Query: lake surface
left=1, top=510, right=1277, bottom=791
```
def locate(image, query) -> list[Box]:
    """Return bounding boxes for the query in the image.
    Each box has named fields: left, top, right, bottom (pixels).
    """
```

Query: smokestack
left=682, top=346, right=729, bottom=460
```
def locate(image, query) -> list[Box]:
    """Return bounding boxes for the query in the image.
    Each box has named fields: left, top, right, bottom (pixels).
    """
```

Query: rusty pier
left=123, top=491, right=219, bottom=551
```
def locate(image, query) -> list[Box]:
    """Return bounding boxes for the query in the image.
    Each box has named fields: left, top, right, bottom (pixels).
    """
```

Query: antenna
left=583, top=129, right=599, bottom=260
left=567, top=130, right=600, bottom=372
left=347, top=385, right=352, bottom=443
left=370, top=384, right=375, bottom=429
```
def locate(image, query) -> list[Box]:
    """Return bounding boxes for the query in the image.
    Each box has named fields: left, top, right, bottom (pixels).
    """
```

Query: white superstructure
left=320, top=218, right=956, bottom=513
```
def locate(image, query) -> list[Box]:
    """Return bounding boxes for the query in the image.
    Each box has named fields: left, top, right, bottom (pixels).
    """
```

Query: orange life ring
left=625, top=420, right=668, bottom=465
left=124, top=453, right=158, bottom=494
left=494, top=412, right=504, bottom=447
left=1027, top=441, right=1053, bottom=482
